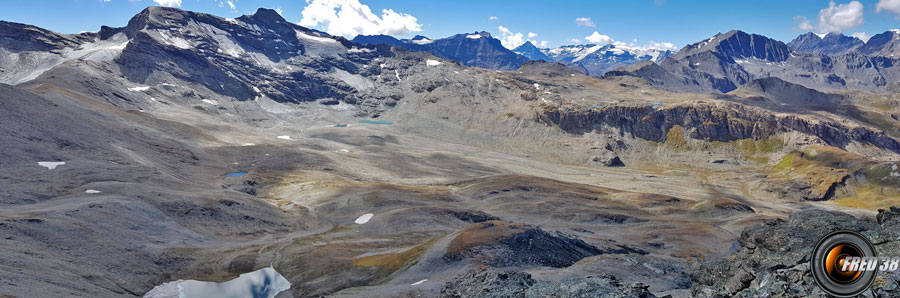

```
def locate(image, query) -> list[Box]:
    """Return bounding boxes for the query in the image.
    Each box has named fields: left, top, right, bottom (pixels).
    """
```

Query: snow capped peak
left=814, top=32, right=827, bottom=39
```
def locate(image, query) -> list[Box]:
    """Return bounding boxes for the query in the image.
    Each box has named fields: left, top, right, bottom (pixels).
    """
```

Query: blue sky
left=1, top=0, right=899, bottom=50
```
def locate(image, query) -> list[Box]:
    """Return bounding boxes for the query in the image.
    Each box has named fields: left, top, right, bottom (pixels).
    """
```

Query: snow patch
left=426, top=59, right=441, bottom=66
left=201, top=99, right=219, bottom=105
left=348, top=48, right=373, bottom=53
left=296, top=31, right=338, bottom=44
left=355, top=213, right=374, bottom=224
left=412, top=39, right=433, bottom=45
left=533, top=83, right=541, bottom=90
left=411, top=279, right=427, bottom=286
left=277, top=135, right=292, bottom=140
left=85, top=189, right=102, bottom=194
left=38, top=161, right=65, bottom=170
left=466, top=34, right=483, bottom=39
left=128, top=86, right=150, bottom=92
left=394, top=70, right=401, bottom=81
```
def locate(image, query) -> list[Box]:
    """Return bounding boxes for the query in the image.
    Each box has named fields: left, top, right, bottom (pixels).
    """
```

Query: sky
left=1, top=0, right=899, bottom=51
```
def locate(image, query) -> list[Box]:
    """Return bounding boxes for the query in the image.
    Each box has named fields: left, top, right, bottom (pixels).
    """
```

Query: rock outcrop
left=689, top=207, right=900, bottom=297
left=540, top=102, right=900, bottom=154
left=440, top=268, right=658, bottom=298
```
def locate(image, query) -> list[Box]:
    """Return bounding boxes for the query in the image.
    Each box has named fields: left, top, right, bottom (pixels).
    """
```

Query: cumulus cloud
left=153, top=0, right=181, bottom=7
left=817, top=1, right=864, bottom=33
left=851, top=31, right=871, bottom=42
left=877, top=0, right=900, bottom=18
left=793, top=16, right=815, bottom=31
left=299, top=0, right=422, bottom=37
left=489, top=16, right=499, bottom=21
left=575, top=17, right=595, bottom=27
left=584, top=31, right=613, bottom=45
left=496, top=26, right=547, bottom=49
left=497, top=25, right=524, bottom=48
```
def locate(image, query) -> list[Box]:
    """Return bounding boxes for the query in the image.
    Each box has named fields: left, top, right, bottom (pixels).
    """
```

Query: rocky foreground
left=434, top=207, right=900, bottom=298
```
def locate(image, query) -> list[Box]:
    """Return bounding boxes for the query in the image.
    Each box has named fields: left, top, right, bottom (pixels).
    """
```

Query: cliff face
left=540, top=103, right=900, bottom=154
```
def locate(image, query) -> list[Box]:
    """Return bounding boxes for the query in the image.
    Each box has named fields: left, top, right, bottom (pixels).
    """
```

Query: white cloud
left=644, top=41, right=678, bottom=51
left=153, top=0, right=181, bottom=7
left=489, top=16, right=499, bottom=21
left=584, top=31, right=613, bottom=45
left=497, top=25, right=525, bottom=49
left=275, top=7, right=283, bottom=16
left=793, top=16, right=814, bottom=31
left=497, top=26, right=546, bottom=49
left=851, top=31, right=871, bottom=42
left=876, top=0, right=900, bottom=18
left=299, top=0, right=422, bottom=37
left=817, top=1, right=864, bottom=33
left=575, top=17, right=595, bottom=27
left=227, top=0, right=235, bottom=10
left=568, top=38, right=581, bottom=44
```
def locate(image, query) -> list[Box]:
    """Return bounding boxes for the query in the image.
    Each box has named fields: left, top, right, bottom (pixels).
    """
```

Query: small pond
left=226, top=172, right=248, bottom=177
left=359, top=120, right=393, bottom=125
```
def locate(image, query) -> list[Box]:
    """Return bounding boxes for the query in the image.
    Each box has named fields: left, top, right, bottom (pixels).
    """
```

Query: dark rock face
left=440, top=268, right=657, bottom=298
left=688, top=208, right=900, bottom=297
left=540, top=103, right=900, bottom=154
left=513, top=41, right=551, bottom=62
left=788, top=32, right=864, bottom=56
left=444, top=221, right=644, bottom=269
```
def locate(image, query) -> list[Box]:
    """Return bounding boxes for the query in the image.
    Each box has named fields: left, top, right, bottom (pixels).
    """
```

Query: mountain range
left=607, top=29, right=900, bottom=93
left=3, top=5, right=900, bottom=298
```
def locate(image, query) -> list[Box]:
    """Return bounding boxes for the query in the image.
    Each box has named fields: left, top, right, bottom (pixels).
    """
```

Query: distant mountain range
left=352, top=32, right=529, bottom=70
left=354, top=34, right=671, bottom=75
left=606, top=29, right=900, bottom=93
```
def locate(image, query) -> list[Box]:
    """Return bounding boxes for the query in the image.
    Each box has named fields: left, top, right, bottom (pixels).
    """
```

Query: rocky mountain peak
left=677, top=30, right=790, bottom=62
left=860, top=30, right=900, bottom=56
left=247, top=8, right=285, bottom=23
